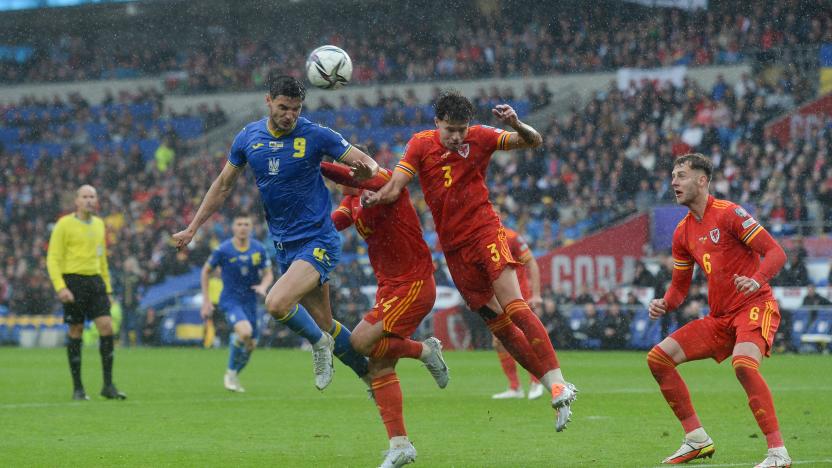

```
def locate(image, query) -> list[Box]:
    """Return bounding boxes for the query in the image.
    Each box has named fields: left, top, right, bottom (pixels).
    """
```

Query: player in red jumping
left=322, top=161, right=448, bottom=468
left=492, top=225, right=545, bottom=400
left=647, top=154, right=791, bottom=468
left=364, top=90, right=577, bottom=431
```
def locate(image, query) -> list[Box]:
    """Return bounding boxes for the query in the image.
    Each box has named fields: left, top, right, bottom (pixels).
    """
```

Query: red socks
left=370, top=336, right=423, bottom=360
left=505, top=299, right=560, bottom=372
left=497, top=351, right=520, bottom=390
left=733, top=356, right=783, bottom=448
left=486, top=314, right=545, bottom=378
left=647, top=346, right=701, bottom=432
left=372, top=373, right=406, bottom=438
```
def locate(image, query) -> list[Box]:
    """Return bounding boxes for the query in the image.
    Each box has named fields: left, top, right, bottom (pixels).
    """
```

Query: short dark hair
left=434, top=90, right=474, bottom=122
left=268, top=74, right=306, bottom=100
left=674, top=153, right=713, bottom=181
left=232, top=212, right=252, bottom=221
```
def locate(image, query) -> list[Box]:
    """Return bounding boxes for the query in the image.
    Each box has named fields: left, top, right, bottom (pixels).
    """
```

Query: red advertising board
left=538, top=214, right=649, bottom=297
left=766, top=93, right=832, bottom=146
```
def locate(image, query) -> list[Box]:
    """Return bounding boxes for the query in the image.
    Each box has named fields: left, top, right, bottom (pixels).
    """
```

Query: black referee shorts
left=62, top=274, right=111, bottom=325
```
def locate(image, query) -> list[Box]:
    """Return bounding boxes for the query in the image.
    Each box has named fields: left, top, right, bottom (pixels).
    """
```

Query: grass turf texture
left=1, top=348, right=829, bottom=467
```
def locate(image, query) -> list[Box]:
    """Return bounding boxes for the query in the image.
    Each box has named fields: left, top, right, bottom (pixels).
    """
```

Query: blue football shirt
left=228, top=117, right=353, bottom=243
left=208, top=238, right=271, bottom=306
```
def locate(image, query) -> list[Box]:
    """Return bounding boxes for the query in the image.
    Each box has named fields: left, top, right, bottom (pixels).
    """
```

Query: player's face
left=266, top=95, right=303, bottom=131
left=435, top=118, right=470, bottom=151
left=232, top=217, right=252, bottom=240
left=74, top=186, right=98, bottom=215
left=671, top=163, right=707, bottom=206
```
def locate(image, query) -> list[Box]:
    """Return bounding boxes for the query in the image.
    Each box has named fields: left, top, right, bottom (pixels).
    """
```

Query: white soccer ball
left=306, top=45, right=353, bottom=90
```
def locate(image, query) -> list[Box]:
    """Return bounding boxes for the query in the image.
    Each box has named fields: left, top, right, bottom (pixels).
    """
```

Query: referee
left=47, top=185, right=126, bottom=401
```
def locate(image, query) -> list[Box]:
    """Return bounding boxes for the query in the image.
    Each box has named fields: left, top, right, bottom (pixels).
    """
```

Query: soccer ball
left=306, top=45, right=353, bottom=90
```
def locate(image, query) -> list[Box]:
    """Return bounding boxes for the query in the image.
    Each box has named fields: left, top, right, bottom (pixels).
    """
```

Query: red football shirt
left=332, top=187, right=434, bottom=285
left=670, top=196, right=775, bottom=317
left=505, top=227, right=534, bottom=299
left=395, top=125, right=510, bottom=251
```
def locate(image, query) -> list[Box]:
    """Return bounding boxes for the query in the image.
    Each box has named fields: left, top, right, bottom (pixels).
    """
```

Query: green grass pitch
left=1, top=347, right=830, bottom=467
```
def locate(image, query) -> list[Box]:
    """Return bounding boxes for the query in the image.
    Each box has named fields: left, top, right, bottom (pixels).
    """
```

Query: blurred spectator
left=600, top=303, right=630, bottom=350
left=773, top=253, right=810, bottom=286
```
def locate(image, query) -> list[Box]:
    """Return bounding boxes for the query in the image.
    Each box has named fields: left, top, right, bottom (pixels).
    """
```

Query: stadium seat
left=628, top=308, right=652, bottom=349
left=790, top=309, right=811, bottom=350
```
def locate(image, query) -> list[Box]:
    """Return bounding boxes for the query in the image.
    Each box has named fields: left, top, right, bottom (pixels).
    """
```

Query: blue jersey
left=228, top=117, right=353, bottom=243
left=208, top=238, right=271, bottom=307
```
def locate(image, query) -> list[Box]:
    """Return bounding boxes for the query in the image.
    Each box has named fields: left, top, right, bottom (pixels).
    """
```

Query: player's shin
left=484, top=313, right=545, bottom=378
left=67, top=337, right=83, bottom=390
left=99, top=335, right=115, bottom=386
left=330, top=319, right=370, bottom=378
left=505, top=299, right=561, bottom=377
left=732, top=356, right=783, bottom=449
left=647, top=346, right=702, bottom=433
left=371, top=336, right=423, bottom=360
left=277, top=304, right=324, bottom=345
left=372, top=372, right=407, bottom=439
left=497, top=351, right=521, bottom=390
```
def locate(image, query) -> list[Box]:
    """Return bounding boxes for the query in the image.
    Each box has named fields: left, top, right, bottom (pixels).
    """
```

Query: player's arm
left=728, top=212, right=787, bottom=295
left=321, top=161, right=391, bottom=192
left=492, top=104, right=543, bottom=150
left=253, top=267, right=273, bottom=297
left=200, top=261, right=217, bottom=320
left=46, top=219, right=74, bottom=303
left=173, top=162, right=243, bottom=249
left=526, top=255, right=543, bottom=310
left=361, top=170, right=410, bottom=207
left=331, top=197, right=355, bottom=232
left=99, top=227, right=113, bottom=296
left=649, top=230, right=694, bottom=319
left=338, top=145, right=379, bottom=181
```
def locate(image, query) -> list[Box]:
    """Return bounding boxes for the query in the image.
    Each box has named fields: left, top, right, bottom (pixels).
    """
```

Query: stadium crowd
left=0, top=69, right=828, bottom=350
left=0, top=1, right=828, bottom=91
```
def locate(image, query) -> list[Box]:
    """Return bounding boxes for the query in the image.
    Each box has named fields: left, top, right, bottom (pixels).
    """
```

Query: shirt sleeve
left=394, top=136, right=422, bottom=180
left=664, top=224, right=694, bottom=310
left=722, top=205, right=787, bottom=286
left=46, top=218, right=67, bottom=292
left=722, top=204, right=764, bottom=247
left=207, top=248, right=223, bottom=269
left=317, top=125, right=353, bottom=162
left=475, top=125, right=509, bottom=152
left=99, top=220, right=112, bottom=294
left=331, top=196, right=356, bottom=231
left=227, top=127, right=248, bottom=168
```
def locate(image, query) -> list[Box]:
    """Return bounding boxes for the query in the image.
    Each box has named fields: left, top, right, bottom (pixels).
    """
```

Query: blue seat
left=806, top=310, right=832, bottom=335
left=628, top=308, right=652, bottom=349
left=790, top=309, right=811, bottom=350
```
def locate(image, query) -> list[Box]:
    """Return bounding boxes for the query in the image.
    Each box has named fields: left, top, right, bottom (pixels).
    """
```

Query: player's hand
left=172, top=228, right=196, bottom=251
left=648, top=298, right=667, bottom=320
left=361, top=190, right=380, bottom=207
left=200, top=301, right=214, bottom=320
left=733, top=274, right=761, bottom=295
left=57, top=288, right=75, bottom=303
left=251, top=283, right=269, bottom=297
left=492, top=104, right=519, bottom=127
left=350, top=160, right=377, bottom=181
left=528, top=295, right=543, bottom=312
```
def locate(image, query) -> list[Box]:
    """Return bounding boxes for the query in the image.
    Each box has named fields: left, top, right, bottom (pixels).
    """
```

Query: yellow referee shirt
left=46, top=214, right=112, bottom=293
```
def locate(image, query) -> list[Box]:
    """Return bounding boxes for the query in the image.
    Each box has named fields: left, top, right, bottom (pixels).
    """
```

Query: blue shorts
left=274, top=231, right=341, bottom=285
left=219, top=301, right=259, bottom=338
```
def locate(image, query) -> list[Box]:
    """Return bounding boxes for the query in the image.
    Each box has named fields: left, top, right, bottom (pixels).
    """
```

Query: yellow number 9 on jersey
left=293, top=138, right=306, bottom=158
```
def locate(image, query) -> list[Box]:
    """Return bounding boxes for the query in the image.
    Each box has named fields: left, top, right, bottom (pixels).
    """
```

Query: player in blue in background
left=174, top=75, right=377, bottom=390
left=201, top=213, right=273, bottom=392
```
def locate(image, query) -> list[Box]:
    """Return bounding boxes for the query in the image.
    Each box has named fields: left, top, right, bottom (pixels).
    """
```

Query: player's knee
left=647, top=345, right=677, bottom=373
left=368, top=358, right=396, bottom=378
left=265, top=295, right=293, bottom=319
left=350, top=333, right=373, bottom=356
left=68, top=324, right=84, bottom=338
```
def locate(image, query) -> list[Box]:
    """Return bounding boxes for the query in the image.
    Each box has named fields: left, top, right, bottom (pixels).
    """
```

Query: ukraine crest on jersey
left=228, top=117, right=353, bottom=243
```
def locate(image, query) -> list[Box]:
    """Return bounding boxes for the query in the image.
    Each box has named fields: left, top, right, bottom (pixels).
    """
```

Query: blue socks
left=278, top=304, right=324, bottom=344
left=330, top=319, right=369, bottom=378
left=227, top=335, right=251, bottom=373
left=277, top=304, right=369, bottom=378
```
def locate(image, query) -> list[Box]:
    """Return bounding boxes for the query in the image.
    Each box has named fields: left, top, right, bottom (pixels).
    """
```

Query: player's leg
left=265, top=259, right=336, bottom=390
left=369, top=358, right=418, bottom=467
left=66, top=318, right=86, bottom=400
left=731, top=301, right=791, bottom=468
left=492, top=336, right=523, bottom=399
left=225, top=310, right=255, bottom=393
left=89, top=279, right=125, bottom=400
left=300, top=283, right=369, bottom=380
left=648, top=317, right=727, bottom=464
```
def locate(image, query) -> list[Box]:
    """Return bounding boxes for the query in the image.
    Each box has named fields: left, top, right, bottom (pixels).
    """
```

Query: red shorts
left=364, top=275, right=436, bottom=338
left=444, top=226, right=520, bottom=310
left=669, top=297, right=781, bottom=363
